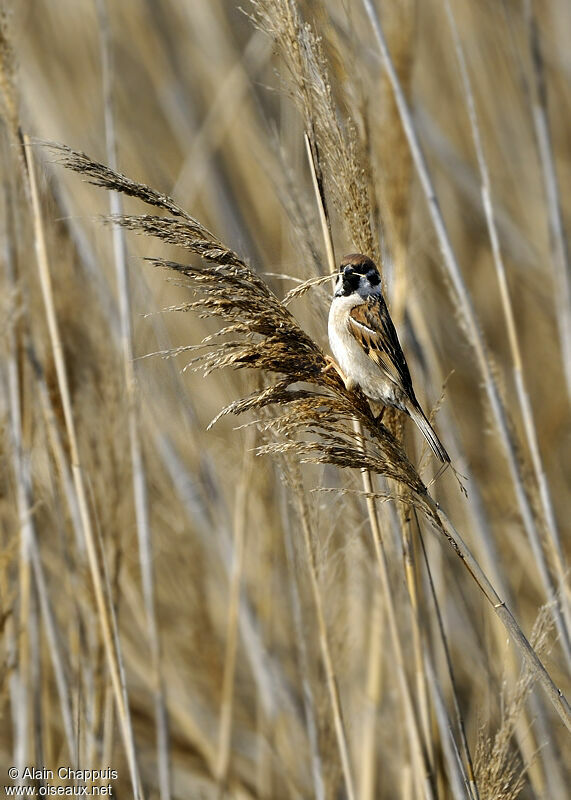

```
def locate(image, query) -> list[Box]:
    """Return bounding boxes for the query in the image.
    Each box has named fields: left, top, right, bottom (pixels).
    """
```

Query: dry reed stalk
left=289, top=459, right=356, bottom=800
left=96, top=3, right=170, bottom=796
left=523, top=1, right=571, bottom=402
left=172, top=29, right=271, bottom=208
left=402, top=518, right=435, bottom=780
left=28, top=530, right=76, bottom=761
left=11, top=353, right=32, bottom=781
left=423, top=655, right=469, bottom=800
left=174, top=0, right=275, bottom=262
left=429, top=490, right=570, bottom=792
left=31, top=351, right=84, bottom=553
left=215, top=433, right=254, bottom=796
left=457, top=464, right=557, bottom=796
left=443, top=0, right=569, bottom=671
left=153, top=428, right=302, bottom=734
left=374, top=0, right=415, bottom=328
left=254, top=703, right=272, bottom=800
left=282, top=481, right=325, bottom=800
left=416, top=106, right=538, bottom=271
left=427, top=502, right=571, bottom=731
left=354, top=422, right=436, bottom=800
left=416, top=522, right=479, bottom=800
left=33, top=352, right=122, bottom=767
left=116, top=605, right=219, bottom=780
left=81, top=640, right=97, bottom=772
left=3, top=173, right=31, bottom=777
left=29, top=588, right=40, bottom=767
left=360, top=0, right=571, bottom=670
left=473, top=603, right=554, bottom=800
left=403, top=295, right=557, bottom=792
left=304, top=131, right=336, bottom=285
left=22, top=136, right=144, bottom=800
left=359, top=585, right=383, bottom=800
left=16, top=346, right=80, bottom=764
left=101, top=684, right=115, bottom=776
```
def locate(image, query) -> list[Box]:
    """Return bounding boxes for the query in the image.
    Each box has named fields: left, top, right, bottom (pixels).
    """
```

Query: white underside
left=328, top=295, right=405, bottom=409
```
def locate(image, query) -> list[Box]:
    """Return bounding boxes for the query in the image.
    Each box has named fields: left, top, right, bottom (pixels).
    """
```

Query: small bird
left=328, top=253, right=450, bottom=463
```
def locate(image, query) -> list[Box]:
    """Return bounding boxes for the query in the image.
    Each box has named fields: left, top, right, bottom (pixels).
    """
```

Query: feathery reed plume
left=250, top=0, right=377, bottom=260
left=46, top=142, right=429, bottom=500
left=155, top=253, right=428, bottom=498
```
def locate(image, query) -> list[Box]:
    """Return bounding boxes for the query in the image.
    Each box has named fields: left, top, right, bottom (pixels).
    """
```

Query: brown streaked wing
left=347, top=297, right=414, bottom=394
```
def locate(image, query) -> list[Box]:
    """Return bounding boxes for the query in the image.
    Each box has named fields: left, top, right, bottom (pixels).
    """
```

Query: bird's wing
left=347, top=297, right=414, bottom=394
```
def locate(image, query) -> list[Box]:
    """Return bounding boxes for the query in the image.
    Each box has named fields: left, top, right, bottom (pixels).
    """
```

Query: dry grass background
left=0, top=0, right=570, bottom=798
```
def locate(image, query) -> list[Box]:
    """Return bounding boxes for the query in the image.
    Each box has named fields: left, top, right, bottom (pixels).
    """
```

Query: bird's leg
left=323, top=354, right=340, bottom=375
left=323, top=355, right=358, bottom=391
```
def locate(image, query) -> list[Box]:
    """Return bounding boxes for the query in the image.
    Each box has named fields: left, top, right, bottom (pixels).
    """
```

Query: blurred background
left=1, top=1, right=570, bottom=798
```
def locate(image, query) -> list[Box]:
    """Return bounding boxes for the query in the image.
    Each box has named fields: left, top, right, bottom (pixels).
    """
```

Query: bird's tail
left=407, top=402, right=450, bottom=464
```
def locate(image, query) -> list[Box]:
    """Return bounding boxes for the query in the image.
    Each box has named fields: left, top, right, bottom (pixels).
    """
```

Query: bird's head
left=334, top=253, right=381, bottom=298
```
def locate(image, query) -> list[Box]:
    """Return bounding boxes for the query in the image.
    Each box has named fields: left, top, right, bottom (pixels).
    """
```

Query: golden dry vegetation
left=0, top=1, right=570, bottom=798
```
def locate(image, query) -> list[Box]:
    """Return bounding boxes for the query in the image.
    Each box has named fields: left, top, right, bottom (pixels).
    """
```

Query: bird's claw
left=323, top=355, right=347, bottom=383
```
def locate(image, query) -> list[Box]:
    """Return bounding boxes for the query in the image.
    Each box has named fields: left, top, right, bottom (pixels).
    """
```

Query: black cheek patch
left=366, top=269, right=380, bottom=286
left=342, top=272, right=361, bottom=294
